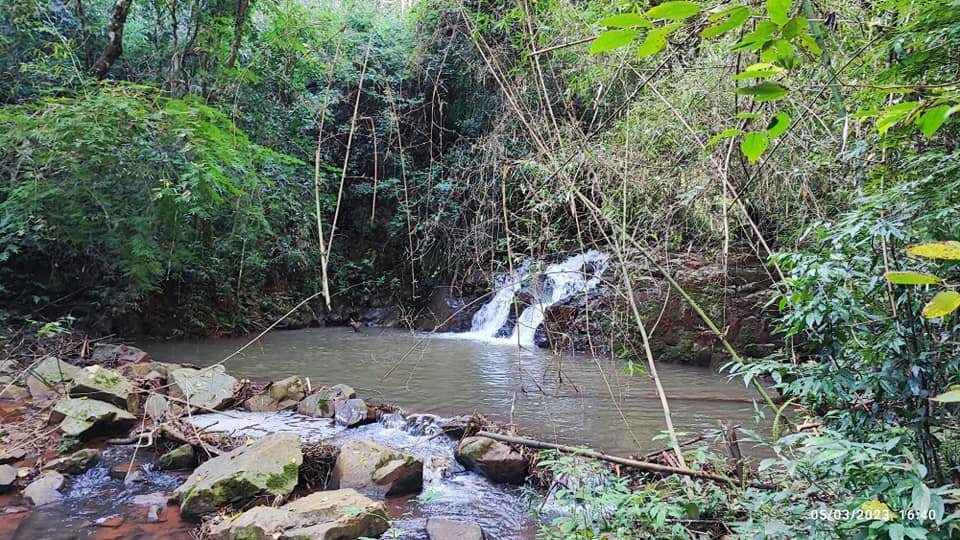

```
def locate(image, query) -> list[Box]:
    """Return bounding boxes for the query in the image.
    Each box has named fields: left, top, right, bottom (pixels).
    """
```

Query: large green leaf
left=908, top=241, right=960, bottom=260
left=766, top=112, right=791, bottom=138
left=883, top=271, right=942, bottom=285
left=732, top=22, right=779, bottom=51
left=734, top=81, right=789, bottom=102
left=741, top=131, right=769, bottom=163
left=599, top=13, right=653, bottom=28
left=876, top=101, right=920, bottom=135
left=645, top=1, right=700, bottom=20
left=766, top=0, right=792, bottom=26
left=590, top=29, right=639, bottom=54
left=636, top=23, right=682, bottom=57
left=706, top=128, right=742, bottom=148
left=732, top=62, right=784, bottom=81
left=921, top=290, right=960, bottom=319
left=918, top=105, right=952, bottom=138
left=700, top=6, right=750, bottom=38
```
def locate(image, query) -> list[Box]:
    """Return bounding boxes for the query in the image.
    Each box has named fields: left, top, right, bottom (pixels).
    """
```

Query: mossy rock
left=330, top=439, right=422, bottom=497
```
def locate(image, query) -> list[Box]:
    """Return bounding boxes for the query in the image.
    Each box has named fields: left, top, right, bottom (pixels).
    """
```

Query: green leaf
left=761, top=39, right=797, bottom=66
left=706, top=128, right=741, bottom=148
left=884, top=271, right=942, bottom=285
left=766, top=0, right=792, bottom=26
left=735, top=81, right=789, bottom=102
left=876, top=101, right=920, bottom=135
left=732, top=62, right=784, bottom=80
left=741, top=131, right=769, bottom=163
left=766, top=112, right=791, bottom=138
left=922, top=290, right=960, bottom=319
left=907, top=241, right=960, bottom=260
left=599, top=13, right=653, bottom=28
left=799, top=32, right=822, bottom=55
left=590, top=29, right=639, bottom=54
left=736, top=112, right=760, bottom=120
left=645, top=1, right=700, bottom=20
left=637, top=23, right=683, bottom=57
left=932, top=389, right=960, bottom=403
left=732, top=22, right=779, bottom=51
left=918, top=105, right=952, bottom=138
left=701, top=6, right=750, bottom=38
left=781, top=16, right=808, bottom=38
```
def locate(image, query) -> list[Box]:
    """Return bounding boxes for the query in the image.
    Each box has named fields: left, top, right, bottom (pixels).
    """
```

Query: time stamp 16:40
left=810, top=508, right=939, bottom=522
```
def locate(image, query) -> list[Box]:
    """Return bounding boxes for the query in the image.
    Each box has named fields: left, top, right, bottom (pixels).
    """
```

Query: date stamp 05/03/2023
left=809, top=502, right=939, bottom=523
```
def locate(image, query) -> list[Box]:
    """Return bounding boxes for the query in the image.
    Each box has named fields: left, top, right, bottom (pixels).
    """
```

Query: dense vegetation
left=2, top=0, right=960, bottom=538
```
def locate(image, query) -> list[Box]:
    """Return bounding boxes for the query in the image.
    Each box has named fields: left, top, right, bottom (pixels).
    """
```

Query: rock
left=413, top=285, right=487, bottom=332
left=296, top=393, right=334, bottom=418
left=243, top=393, right=280, bottom=412
left=147, top=505, right=163, bottom=522
left=357, top=306, right=402, bottom=327
left=23, top=471, right=64, bottom=506
left=49, top=398, right=136, bottom=438
left=168, top=366, right=238, bottom=411
left=334, top=398, right=373, bottom=427
left=96, top=516, right=125, bottom=528
left=427, top=519, right=485, bottom=540
left=124, top=470, right=147, bottom=484
left=157, top=444, right=196, bottom=470
left=91, top=343, right=151, bottom=365
left=123, top=361, right=181, bottom=380
left=131, top=492, right=173, bottom=506
left=25, top=357, right=80, bottom=400
left=0, top=447, right=26, bottom=464
left=110, top=462, right=145, bottom=480
left=268, top=376, right=305, bottom=402
left=70, top=365, right=138, bottom=411
left=0, top=360, right=18, bottom=374
left=0, top=385, right=29, bottom=401
left=325, top=384, right=356, bottom=400
left=455, top=436, right=527, bottom=485
left=0, top=464, right=16, bottom=491
left=175, top=432, right=302, bottom=518
left=45, top=448, right=100, bottom=474
left=331, top=439, right=423, bottom=497
left=207, top=488, right=388, bottom=540
left=144, top=394, right=169, bottom=421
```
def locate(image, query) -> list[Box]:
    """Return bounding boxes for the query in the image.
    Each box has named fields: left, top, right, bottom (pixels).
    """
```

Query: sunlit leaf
left=590, top=29, right=639, bottom=54
left=734, top=81, right=789, bottom=102
left=741, top=131, right=769, bottom=163
left=766, top=112, right=791, bottom=138
left=799, top=32, right=822, bottom=55
left=766, top=0, right=792, bottom=26
left=732, top=62, right=785, bottom=80
left=932, top=387, right=960, bottom=403
left=645, top=1, right=700, bottom=20
left=922, top=290, right=960, bottom=319
left=637, top=23, right=682, bottom=57
left=860, top=499, right=894, bottom=521
left=732, top=21, right=779, bottom=51
left=918, top=105, right=952, bottom=138
left=907, top=241, right=960, bottom=260
left=599, top=13, right=653, bottom=28
left=781, top=16, right=808, bottom=38
left=884, top=271, right=942, bottom=285
left=700, top=6, right=750, bottom=38
left=736, top=112, right=760, bottom=120
left=876, top=101, right=919, bottom=135
left=706, top=128, right=741, bottom=148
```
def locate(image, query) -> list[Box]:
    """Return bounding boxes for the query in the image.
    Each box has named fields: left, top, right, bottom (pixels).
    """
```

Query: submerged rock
left=334, top=398, right=373, bottom=427
left=175, top=432, right=302, bottom=518
left=49, top=398, right=136, bottom=438
left=45, top=448, right=100, bottom=474
left=70, top=365, right=138, bottom=411
left=331, top=439, right=423, bottom=497
left=168, top=366, right=238, bottom=411
left=207, top=488, right=388, bottom=540
left=427, top=518, right=485, bottom=540
left=25, top=357, right=80, bottom=400
left=23, top=471, right=64, bottom=506
left=296, top=393, right=334, bottom=418
left=158, top=444, right=196, bottom=470
left=455, top=436, right=527, bottom=485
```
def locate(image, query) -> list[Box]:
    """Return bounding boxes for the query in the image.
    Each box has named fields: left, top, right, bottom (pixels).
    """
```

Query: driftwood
left=476, top=430, right=776, bottom=490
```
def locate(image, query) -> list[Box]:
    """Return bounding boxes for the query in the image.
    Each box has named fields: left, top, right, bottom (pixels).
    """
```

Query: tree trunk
left=92, top=0, right=134, bottom=79
left=225, top=0, right=250, bottom=69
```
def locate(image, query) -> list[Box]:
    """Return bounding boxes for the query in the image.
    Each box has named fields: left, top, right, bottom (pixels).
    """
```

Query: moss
left=460, top=438, right=493, bottom=460
left=266, top=462, right=299, bottom=492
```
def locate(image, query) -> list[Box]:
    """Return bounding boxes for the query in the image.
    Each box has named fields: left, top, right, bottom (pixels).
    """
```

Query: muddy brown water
left=142, top=327, right=768, bottom=455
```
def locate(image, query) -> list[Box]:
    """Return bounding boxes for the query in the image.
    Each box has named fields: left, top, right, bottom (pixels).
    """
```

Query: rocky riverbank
left=0, top=340, right=540, bottom=539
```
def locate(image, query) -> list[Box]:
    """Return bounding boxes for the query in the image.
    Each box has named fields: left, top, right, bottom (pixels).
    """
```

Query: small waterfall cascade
left=464, top=250, right=610, bottom=347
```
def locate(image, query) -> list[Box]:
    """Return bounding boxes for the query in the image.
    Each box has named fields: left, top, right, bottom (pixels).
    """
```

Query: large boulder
left=49, top=398, right=136, bottom=438
left=331, top=439, right=423, bottom=497
left=207, top=489, right=388, bottom=540
left=297, top=393, right=334, bottom=418
left=455, top=436, right=527, bottom=485
left=23, top=471, right=64, bottom=506
left=70, top=366, right=137, bottom=411
left=25, top=357, right=80, bottom=400
left=427, top=519, right=485, bottom=540
left=168, top=366, right=238, bottom=411
left=268, top=376, right=306, bottom=403
left=175, top=432, right=302, bottom=518
left=334, top=399, right=375, bottom=427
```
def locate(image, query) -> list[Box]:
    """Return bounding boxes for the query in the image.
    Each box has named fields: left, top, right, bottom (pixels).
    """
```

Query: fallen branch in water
left=476, top=430, right=776, bottom=490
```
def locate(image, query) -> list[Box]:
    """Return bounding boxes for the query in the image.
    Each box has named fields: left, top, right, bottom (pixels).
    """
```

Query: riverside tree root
left=476, top=430, right=776, bottom=490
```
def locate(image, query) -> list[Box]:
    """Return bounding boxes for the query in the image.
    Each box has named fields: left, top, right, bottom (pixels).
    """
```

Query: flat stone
left=243, top=393, right=280, bottom=412
left=70, top=365, right=137, bottom=411
left=0, top=464, right=16, bottom=490
left=0, top=385, right=29, bottom=401
left=168, top=366, right=238, bottom=411
left=427, top=518, right=485, bottom=540
left=49, top=398, right=136, bottom=438
left=110, top=462, right=145, bottom=480
left=455, top=436, right=528, bottom=485
left=131, top=492, right=173, bottom=506
left=45, top=448, right=100, bottom=474
left=327, top=384, right=356, bottom=400
left=331, top=439, right=423, bottom=497
left=25, top=358, right=80, bottom=400
left=0, top=360, right=18, bottom=374
left=175, top=432, right=302, bottom=518
left=157, top=444, right=196, bottom=470
left=96, top=516, right=125, bottom=528
left=91, top=343, right=151, bottom=365
left=23, top=471, right=64, bottom=506
left=207, top=489, right=388, bottom=540
left=296, top=393, right=334, bottom=418
left=267, top=376, right=305, bottom=402
left=0, top=447, right=27, bottom=464
left=334, top=398, right=373, bottom=427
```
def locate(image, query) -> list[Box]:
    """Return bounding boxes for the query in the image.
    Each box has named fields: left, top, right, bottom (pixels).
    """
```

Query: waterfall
left=460, top=251, right=609, bottom=347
